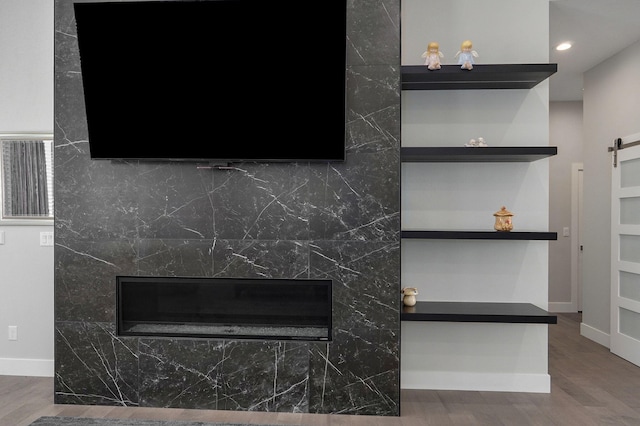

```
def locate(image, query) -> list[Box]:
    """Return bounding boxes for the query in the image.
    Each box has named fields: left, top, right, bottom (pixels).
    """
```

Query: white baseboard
left=0, top=357, right=54, bottom=377
left=580, top=322, right=610, bottom=348
left=548, top=302, right=577, bottom=313
left=401, top=371, right=551, bottom=393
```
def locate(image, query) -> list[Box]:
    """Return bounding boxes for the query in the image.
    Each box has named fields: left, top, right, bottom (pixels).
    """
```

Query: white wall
left=0, top=0, right=53, bottom=132
left=401, top=0, right=552, bottom=392
left=0, top=0, right=54, bottom=377
left=581, top=39, right=640, bottom=346
left=548, top=101, right=583, bottom=312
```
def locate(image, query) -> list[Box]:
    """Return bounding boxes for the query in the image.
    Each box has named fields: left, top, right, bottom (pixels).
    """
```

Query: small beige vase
left=402, top=287, right=418, bottom=307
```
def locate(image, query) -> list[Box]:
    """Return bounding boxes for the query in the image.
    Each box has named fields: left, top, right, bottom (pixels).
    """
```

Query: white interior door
left=578, top=167, right=584, bottom=311
left=611, top=142, right=640, bottom=367
left=572, top=164, right=584, bottom=312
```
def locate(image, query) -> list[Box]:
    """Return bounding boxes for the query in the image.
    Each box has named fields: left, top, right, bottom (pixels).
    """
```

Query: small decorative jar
left=493, top=206, right=514, bottom=232
left=402, top=287, right=418, bottom=307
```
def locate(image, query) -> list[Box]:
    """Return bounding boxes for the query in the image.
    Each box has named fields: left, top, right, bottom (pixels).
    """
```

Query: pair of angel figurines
left=422, top=40, right=478, bottom=70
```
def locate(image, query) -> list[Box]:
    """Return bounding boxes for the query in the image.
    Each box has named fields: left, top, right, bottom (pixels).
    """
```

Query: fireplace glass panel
left=117, top=276, right=332, bottom=341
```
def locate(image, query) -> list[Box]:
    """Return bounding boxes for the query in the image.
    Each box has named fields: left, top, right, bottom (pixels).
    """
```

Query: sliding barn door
left=611, top=143, right=640, bottom=367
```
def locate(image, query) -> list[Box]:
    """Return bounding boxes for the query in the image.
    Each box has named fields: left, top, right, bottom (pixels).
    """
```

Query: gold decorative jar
left=493, top=206, right=514, bottom=231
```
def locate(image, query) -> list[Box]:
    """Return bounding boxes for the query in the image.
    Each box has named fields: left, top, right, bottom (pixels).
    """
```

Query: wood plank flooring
left=2, top=313, right=640, bottom=426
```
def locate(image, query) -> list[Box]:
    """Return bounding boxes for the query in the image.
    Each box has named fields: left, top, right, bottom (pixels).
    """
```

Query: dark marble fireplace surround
left=54, top=0, right=400, bottom=416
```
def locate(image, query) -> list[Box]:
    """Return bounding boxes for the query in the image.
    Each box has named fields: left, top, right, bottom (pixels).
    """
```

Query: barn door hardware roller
left=608, top=137, right=640, bottom=167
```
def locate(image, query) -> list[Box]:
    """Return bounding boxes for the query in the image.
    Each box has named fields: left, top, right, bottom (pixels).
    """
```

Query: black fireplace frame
left=116, top=276, right=333, bottom=341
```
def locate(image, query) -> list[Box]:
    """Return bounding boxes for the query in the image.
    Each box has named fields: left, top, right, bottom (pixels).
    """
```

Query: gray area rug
left=29, top=417, right=288, bottom=426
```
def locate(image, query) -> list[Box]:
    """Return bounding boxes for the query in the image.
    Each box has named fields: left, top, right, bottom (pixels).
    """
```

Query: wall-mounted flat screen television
left=73, top=0, right=347, bottom=163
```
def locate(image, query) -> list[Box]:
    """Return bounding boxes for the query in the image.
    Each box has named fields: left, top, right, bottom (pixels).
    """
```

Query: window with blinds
left=0, top=135, right=53, bottom=222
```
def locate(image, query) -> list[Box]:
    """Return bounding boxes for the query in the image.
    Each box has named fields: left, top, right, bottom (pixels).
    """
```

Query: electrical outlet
left=8, top=326, right=17, bottom=341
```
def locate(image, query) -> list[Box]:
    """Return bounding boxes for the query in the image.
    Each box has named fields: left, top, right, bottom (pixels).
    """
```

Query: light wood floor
left=3, top=313, right=640, bottom=426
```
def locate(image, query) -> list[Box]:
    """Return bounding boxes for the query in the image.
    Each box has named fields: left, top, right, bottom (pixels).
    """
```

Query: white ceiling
left=549, top=0, right=640, bottom=101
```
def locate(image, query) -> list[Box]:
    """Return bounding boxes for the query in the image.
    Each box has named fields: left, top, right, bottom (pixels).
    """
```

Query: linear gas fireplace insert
left=116, top=276, right=332, bottom=341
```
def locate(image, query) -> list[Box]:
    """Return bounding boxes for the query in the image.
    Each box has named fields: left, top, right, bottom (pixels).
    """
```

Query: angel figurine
left=455, top=40, right=478, bottom=70
left=421, top=41, right=443, bottom=70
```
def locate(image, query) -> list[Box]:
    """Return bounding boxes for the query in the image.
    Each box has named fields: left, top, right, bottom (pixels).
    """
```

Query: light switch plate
left=40, top=231, right=54, bottom=246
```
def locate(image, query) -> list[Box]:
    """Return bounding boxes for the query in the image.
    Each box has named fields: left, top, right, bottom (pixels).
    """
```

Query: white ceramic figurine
left=421, top=41, right=444, bottom=70
left=455, top=40, right=478, bottom=70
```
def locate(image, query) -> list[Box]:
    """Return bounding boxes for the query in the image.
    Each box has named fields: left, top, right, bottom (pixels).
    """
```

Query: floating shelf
left=401, top=63, right=558, bottom=90
left=401, top=301, right=557, bottom=324
left=401, top=146, right=558, bottom=163
left=401, top=230, right=557, bottom=240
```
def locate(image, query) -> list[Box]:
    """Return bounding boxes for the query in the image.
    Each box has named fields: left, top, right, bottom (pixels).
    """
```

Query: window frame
left=0, top=133, right=54, bottom=226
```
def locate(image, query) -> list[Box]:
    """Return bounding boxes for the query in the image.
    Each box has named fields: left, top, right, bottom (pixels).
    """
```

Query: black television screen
left=73, top=0, right=347, bottom=163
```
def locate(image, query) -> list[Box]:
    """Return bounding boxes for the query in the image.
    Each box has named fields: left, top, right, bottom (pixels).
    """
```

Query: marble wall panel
left=55, top=322, right=139, bottom=406
left=138, top=340, right=311, bottom=412
left=54, top=0, right=401, bottom=416
left=137, top=239, right=215, bottom=277
left=211, top=239, right=310, bottom=279
left=54, top=239, right=137, bottom=322
left=308, top=329, right=399, bottom=415
left=208, top=164, right=311, bottom=241
left=310, top=240, right=400, bottom=330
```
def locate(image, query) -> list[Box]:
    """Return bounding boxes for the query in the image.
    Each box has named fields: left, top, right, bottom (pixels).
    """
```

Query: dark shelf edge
left=401, top=301, right=557, bottom=324
left=401, top=230, right=558, bottom=240
left=401, top=63, right=558, bottom=91
left=401, top=146, right=558, bottom=162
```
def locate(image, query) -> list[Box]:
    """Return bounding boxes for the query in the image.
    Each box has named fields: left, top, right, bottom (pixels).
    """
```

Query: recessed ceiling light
left=556, top=42, right=572, bottom=51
